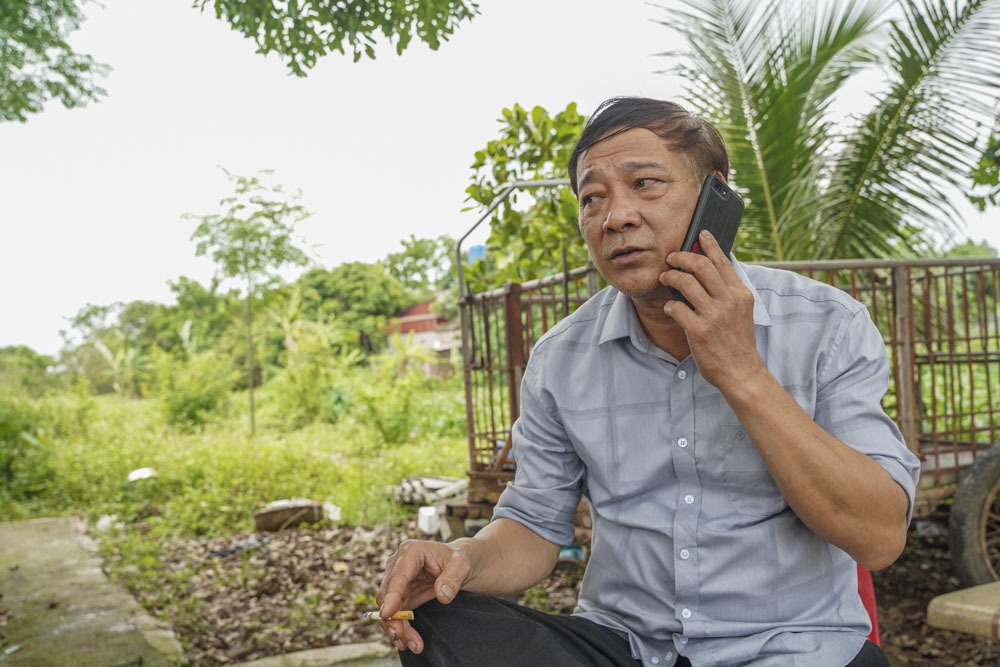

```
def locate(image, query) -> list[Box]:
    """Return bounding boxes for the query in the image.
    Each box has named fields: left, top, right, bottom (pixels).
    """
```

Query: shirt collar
left=598, top=256, right=772, bottom=347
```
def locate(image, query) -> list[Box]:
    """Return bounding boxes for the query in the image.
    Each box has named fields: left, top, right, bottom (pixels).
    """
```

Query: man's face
left=576, top=127, right=702, bottom=303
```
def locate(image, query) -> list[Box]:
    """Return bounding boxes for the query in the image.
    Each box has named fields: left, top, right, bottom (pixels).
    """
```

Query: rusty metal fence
left=459, top=258, right=1000, bottom=517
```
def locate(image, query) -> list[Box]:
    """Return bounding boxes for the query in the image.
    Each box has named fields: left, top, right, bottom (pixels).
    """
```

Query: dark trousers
left=397, top=591, right=889, bottom=666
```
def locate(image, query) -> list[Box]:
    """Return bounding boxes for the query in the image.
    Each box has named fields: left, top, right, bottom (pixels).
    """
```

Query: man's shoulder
left=742, top=262, right=865, bottom=317
left=532, top=286, right=618, bottom=351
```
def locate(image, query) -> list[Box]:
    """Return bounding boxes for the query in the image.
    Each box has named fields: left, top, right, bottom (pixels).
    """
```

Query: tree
left=383, top=234, right=460, bottom=319
left=187, top=170, right=312, bottom=435
left=0, top=0, right=108, bottom=122
left=0, top=345, right=60, bottom=397
left=464, top=103, right=587, bottom=291
left=296, top=262, right=413, bottom=354
left=969, top=123, right=1000, bottom=212
left=662, top=0, right=1000, bottom=260
left=383, top=234, right=456, bottom=299
left=60, top=302, right=120, bottom=393
left=194, top=0, right=480, bottom=76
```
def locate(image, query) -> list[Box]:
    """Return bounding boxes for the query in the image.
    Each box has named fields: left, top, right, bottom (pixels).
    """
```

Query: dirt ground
left=108, top=511, right=996, bottom=666
left=870, top=511, right=997, bottom=666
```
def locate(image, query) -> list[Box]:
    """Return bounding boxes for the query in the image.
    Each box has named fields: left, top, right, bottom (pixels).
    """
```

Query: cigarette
left=362, top=610, right=414, bottom=621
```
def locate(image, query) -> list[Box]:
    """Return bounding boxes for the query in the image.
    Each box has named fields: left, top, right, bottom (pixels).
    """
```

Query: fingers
left=661, top=230, right=736, bottom=309
left=383, top=619, right=423, bottom=654
left=378, top=540, right=428, bottom=613
left=374, top=539, right=472, bottom=655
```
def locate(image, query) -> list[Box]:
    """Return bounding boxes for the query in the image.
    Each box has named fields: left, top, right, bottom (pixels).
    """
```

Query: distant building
left=386, top=299, right=460, bottom=378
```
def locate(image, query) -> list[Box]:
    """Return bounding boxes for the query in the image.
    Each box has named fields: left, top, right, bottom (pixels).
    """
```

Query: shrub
left=0, top=396, right=55, bottom=501
left=156, top=350, right=236, bottom=429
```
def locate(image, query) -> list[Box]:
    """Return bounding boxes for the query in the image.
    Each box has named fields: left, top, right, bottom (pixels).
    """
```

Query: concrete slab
left=0, top=517, right=185, bottom=666
left=926, top=581, right=1000, bottom=639
left=230, top=641, right=399, bottom=667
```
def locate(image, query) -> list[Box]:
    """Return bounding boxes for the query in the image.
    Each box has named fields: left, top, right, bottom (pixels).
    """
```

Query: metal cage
left=458, top=257, right=1000, bottom=518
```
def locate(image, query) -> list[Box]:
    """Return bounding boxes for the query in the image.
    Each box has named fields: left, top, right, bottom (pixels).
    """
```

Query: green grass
left=1, top=378, right=468, bottom=534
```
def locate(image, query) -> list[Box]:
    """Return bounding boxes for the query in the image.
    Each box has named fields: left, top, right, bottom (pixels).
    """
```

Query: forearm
left=722, top=369, right=909, bottom=570
left=454, top=518, right=562, bottom=596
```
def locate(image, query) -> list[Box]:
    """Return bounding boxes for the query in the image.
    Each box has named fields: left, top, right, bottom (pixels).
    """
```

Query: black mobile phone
left=670, top=174, right=745, bottom=307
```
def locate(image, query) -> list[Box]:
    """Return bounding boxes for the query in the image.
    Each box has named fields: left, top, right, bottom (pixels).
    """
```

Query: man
left=376, top=97, right=921, bottom=666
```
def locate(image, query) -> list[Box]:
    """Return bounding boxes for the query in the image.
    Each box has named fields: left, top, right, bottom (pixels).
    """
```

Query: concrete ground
left=0, top=518, right=399, bottom=667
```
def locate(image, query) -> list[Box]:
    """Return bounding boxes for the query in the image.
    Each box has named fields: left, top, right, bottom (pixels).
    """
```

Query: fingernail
left=408, top=641, right=418, bottom=652
left=441, top=584, right=455, bottom=601
left=700, top=229, right=713, bottom=239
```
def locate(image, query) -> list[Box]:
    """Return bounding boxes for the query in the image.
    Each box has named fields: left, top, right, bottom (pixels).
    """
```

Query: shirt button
left=684, top=494, right=695, bottom=505
left=677, top=370, right=687, bottom=380
left=651, top=658, right=660, bottom=665
left=679, top=637, right=689, bottom=644
left=677, top=437, right=688, bottom=448
left=681, top=608, right=692, bottom=619
left=666, top=653, right=674, bottom=661
left=680, top=549, right=690, bottom=560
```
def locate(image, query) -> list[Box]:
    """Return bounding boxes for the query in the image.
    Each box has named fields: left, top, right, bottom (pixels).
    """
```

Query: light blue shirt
left=492, top=260, right=921, bottom=667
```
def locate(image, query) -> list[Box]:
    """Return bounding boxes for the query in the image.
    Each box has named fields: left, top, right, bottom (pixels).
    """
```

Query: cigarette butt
left=362, top=610, right=414, bottom=621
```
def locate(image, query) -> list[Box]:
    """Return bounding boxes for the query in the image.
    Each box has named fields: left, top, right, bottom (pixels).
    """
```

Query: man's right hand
left=375, top=537, right=473, bottom=654
left=374, top=519, right=562, bottom=654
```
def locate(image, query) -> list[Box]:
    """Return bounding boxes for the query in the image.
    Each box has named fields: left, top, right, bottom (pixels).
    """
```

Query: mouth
left=607, top=246, right=648, bottom=262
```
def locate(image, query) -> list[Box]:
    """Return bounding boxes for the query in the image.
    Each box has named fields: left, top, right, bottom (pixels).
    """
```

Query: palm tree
left=661, top=0, right=1000, bottom=260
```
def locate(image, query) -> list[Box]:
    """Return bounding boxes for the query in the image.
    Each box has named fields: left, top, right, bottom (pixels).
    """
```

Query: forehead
left=576, top=127, right=689, bottom=185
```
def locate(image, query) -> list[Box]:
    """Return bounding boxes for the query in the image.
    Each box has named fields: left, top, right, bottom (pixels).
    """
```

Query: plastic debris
left=127, top=467, right=158, bottom=482
left=209, top=535, right=270, bottom=558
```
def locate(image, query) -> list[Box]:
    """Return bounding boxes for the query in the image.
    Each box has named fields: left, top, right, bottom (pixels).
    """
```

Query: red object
left=857, top=565, right=880, bottom=645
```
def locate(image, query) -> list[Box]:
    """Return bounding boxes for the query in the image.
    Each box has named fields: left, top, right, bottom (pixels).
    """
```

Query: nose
left=603, top=194, right=641, bottom=233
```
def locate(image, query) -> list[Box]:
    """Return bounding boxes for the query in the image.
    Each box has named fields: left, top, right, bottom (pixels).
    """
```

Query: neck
left=630, top=295, right=691, bottom=359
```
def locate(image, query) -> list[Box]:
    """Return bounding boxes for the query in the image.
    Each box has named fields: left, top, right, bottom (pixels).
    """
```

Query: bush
left=349, top=335, right=464, bottom=446
left=264, top=320, right=361, bottom=427
left=156, top=350, right=236, bottom=429
left=0, top=396, right=55, bottom=501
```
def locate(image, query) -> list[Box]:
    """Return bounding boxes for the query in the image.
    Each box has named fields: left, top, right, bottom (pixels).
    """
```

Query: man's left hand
left=659, top=230, right=765, bottom=391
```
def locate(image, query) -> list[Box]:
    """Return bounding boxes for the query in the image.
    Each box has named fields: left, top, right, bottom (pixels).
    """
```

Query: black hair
left=568, top=97, right=730, bottom=194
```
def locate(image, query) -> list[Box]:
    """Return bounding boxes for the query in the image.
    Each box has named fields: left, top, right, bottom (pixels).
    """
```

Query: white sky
left=2, top=0, right=998, bottom=356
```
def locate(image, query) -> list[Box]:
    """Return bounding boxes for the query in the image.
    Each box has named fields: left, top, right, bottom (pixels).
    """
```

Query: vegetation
left=195, top=0, right=480, bottom=75
left=0, top=190, right=465, bottom=531
left=460, top=0, right=1000, bottom=283
left=187, top=170, right=313, bottom=435
left=463, top=103, right=586, bottom=291
left=662, top=0, right=1000, bottom=260
left=0, top=0, right=109, bottom=122
left=1, top=1, right=479, bottom=123
left=0, top=359, right=466, bottom=533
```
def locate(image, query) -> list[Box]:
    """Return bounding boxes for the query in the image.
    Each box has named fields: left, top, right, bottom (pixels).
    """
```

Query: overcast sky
left=2, top=0, right=997, bottom=356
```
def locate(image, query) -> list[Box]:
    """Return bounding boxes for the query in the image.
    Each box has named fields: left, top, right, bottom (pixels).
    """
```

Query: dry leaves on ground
left=125, top=514, right=997, bottom=666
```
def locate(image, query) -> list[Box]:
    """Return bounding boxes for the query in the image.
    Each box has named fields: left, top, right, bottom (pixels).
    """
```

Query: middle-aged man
left=375, top=96, right=921, bottom=667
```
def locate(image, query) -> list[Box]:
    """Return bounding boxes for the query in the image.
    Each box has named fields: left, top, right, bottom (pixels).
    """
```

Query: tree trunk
left=245, top=284, right=256, bottom=437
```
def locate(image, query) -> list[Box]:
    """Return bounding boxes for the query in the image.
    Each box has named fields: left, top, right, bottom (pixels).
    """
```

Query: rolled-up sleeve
left=491, top=349, right=584, bottom=547
left=815, top=306, right=921, bottom=520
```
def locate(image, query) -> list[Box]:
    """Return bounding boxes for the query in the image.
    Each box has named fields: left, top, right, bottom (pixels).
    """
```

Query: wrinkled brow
left=577, top=160, right=667, bottom=191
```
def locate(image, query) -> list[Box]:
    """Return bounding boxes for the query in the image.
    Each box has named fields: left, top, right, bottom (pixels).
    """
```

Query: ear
left=711, top=169, right=727, bottom=183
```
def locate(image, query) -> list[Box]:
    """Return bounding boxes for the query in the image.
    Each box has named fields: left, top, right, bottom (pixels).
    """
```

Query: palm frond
left=657, top=0, right=892, bottom=260
left=820, top=0, right=1000, bottom=258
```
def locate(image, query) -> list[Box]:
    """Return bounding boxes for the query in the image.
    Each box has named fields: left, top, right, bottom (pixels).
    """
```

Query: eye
left=635, top=177, right=655, bottom=189
left=580, top=192, right=602, bottom=209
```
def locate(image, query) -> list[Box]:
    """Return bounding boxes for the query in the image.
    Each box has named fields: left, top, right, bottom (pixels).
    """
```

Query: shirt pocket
left=565, top=407, right=672, bottom=495
left=722, top=425, right=787, bottom=518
